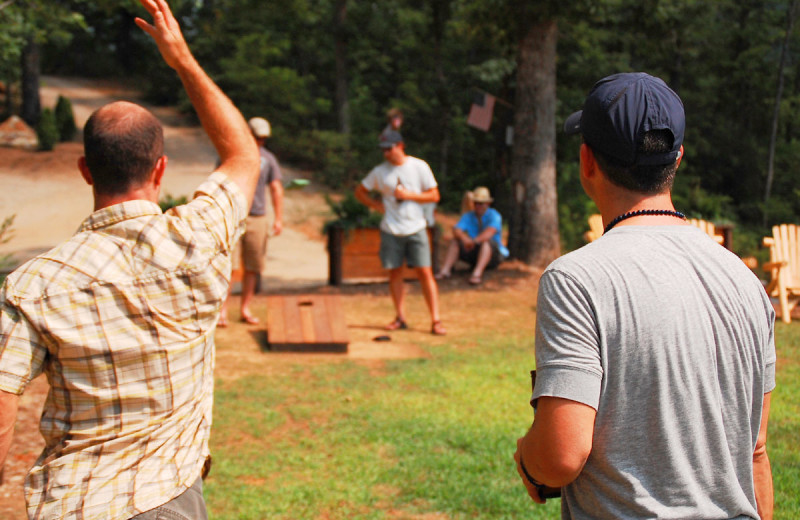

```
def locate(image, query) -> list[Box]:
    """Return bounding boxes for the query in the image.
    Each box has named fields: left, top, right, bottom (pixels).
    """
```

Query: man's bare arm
left=0, top=390, right=19, bottom=484
left=394, top=186, right=440, bottom=204
left=354, top=184, right=384, bottom=214
left=514, top=396, right=595, bottom=503
left=754, top=392, right=773, bottom=520
left=269, top=180, right=284, bottom=236
left=135, top=0, right=259, bottom=205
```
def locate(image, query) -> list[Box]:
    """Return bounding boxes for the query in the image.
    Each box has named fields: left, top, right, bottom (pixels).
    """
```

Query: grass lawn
left=205, top=275, right=799, bottom=519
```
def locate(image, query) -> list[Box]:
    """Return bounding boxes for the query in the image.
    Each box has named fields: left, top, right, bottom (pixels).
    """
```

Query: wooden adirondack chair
left=688, top=218, right=724, bottom=244
left=584, top=214, right=604, bottom=243
left=763, top=223, right=800, bottom=323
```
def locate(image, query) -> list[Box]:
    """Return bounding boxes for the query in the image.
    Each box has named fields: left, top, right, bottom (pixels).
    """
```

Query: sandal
left=434, top=271, right=451, bottom=280
left=386, top=317, right=408, bottom=331
left=468, top=274, right=482, bottom=285
left=431, top=320, right=447, bottom=336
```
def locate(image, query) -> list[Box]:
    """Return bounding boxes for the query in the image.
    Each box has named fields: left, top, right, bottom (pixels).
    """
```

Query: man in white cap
left=220, top=116, right=283, bottom=326
left=435, top=186, right=508, bottom=285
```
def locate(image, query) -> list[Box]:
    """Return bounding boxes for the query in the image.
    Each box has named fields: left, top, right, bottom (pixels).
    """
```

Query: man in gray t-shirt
left=514, top=73, right=775, bottom=520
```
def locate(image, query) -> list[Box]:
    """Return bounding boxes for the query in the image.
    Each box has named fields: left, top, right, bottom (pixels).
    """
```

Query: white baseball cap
left=248, top=117, right=271, bottom=138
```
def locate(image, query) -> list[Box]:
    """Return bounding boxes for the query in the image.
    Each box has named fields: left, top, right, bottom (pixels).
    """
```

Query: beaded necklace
left=603, top=209, right=686, bottom=235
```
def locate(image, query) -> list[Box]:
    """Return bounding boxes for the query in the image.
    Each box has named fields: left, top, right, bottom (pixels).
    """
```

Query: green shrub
left=322, top=192, right=382, bottom=233
left=36, top=108, right=59, bottom=151
left=54, top=95, right=77, bottom=142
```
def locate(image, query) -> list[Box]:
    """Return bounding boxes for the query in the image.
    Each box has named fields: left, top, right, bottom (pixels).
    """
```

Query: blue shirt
left=455, top=207, right=509, bottom=258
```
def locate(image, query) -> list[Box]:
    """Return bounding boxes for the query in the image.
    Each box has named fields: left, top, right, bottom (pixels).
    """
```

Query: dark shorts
left=459, top=240, right=503, bottom=270
left=379, top=229, right=432, bottom=269
left=130, top=478, right=207, bottom=520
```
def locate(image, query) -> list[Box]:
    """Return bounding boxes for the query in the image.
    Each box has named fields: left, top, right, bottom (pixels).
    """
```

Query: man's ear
left=151, top=155, right=167, bottom=189
left=78, top=157, right=93, bottom=186
left=676, top=145, right=684, bottom=169
left=579, top=143, right=597, bottom=180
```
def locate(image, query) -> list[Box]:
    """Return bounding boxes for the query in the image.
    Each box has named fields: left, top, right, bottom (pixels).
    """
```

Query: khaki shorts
left=234, top=215, right=269, bottom=273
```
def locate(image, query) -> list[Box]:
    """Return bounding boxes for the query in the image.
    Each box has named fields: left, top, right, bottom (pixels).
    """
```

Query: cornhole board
left=265, top=294, right=349, bottom=353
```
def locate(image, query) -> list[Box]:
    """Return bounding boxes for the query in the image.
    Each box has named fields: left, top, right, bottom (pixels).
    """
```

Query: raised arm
left=135, top=0, right=259, bottom=204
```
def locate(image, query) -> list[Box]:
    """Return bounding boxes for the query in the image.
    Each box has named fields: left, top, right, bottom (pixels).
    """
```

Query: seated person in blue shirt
left=435, top=186, right=509, bottom=285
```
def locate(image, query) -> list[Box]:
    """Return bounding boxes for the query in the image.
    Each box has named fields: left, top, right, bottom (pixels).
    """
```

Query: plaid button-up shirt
left=0, top=172, right=247, bottom=519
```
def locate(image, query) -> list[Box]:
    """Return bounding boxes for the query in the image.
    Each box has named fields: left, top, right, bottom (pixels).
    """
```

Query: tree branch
left=0, top=1, right=14, bottom=12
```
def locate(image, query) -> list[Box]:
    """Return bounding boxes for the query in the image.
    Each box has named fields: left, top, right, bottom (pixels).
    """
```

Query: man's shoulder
left=404, top=156, right=431, bottom=169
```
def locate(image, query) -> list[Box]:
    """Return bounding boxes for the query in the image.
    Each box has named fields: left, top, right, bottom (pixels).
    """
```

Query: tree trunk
left=432, top=0, right=451, bottom=187
left=21, top=37, right=41, bottom=127
left=333, top=0, right=350, bottom=136
left=508, top=18, right=560, bottom=267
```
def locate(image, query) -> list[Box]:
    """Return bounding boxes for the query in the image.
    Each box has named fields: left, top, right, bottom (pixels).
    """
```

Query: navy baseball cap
left=378, top=128, right=404, bottom=148
left=564, top=72, right=684, bottom=166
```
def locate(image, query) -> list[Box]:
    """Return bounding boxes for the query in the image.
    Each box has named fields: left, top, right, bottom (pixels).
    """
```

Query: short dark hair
left=83, top=104, right=164, bottom=195
left=591, top=129, right=679, bottom=194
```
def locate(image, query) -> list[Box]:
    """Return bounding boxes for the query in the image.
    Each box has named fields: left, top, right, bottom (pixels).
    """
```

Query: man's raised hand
left=135, top=0, right=192, bottom=71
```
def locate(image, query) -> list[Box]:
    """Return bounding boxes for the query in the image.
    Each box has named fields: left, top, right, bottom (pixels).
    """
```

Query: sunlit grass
left=205, top=312, right=800, bottom=519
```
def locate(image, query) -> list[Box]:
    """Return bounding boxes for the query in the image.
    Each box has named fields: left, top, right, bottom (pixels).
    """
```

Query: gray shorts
left=379, top=229, right=431, bottom=269
left=130, top=478, right=207, bottom=520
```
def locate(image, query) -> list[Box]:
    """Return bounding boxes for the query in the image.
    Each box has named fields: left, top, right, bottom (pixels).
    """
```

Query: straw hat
left=471, top=186, right=493, bottom=203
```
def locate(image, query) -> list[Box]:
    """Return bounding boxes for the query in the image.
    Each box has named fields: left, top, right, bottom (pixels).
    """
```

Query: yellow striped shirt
left=0, top=172, right=246, bottom=519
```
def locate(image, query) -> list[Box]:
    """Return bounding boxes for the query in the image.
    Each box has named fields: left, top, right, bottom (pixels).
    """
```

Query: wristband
left=519, top=454, right=544, bottom=489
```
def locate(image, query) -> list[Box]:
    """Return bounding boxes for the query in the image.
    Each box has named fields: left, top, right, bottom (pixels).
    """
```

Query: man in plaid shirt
left=0, top=1, right=260, bottom=518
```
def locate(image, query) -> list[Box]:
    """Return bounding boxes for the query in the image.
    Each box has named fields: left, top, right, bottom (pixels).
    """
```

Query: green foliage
left=158, top=194, right=188, bottom=212
left=35, top=107, right=58, bottom=151
left=54, top=95, right=77, bottom=142
left=33, top=0, right=800, bottom=252
left=323, top=192, right=382, bottom=233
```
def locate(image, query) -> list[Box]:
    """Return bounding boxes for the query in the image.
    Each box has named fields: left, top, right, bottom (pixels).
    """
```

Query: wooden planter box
left=327, top=226, right=439, bottom=285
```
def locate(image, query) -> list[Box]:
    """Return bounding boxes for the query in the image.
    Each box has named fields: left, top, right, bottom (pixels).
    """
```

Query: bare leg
left=240, top=270, right=260, bottom=324
left=417, top=266, right=445, bottom=334
left=470, top=242, right=493, bottom=282
left=435, top=240, right=460, bottom=279
left=388, top=267, right=406, bottom=323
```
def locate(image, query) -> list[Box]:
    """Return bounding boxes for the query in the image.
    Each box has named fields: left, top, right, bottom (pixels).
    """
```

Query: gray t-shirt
left=250, top=146, right=282, bottom=216
left=533, top=225, right=776, bottom=520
